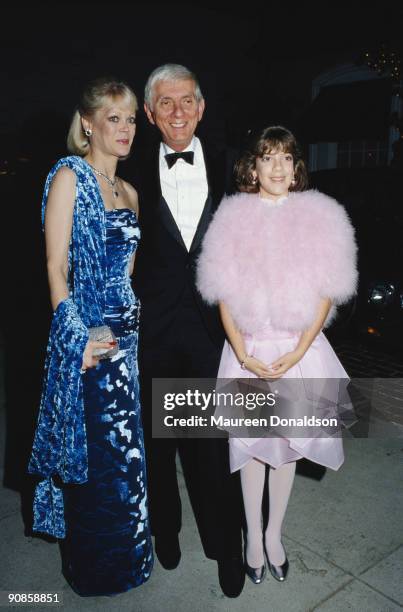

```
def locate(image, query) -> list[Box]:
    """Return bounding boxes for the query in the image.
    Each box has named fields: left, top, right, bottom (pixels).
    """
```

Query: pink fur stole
left=196, top=190, right=358, bottom=333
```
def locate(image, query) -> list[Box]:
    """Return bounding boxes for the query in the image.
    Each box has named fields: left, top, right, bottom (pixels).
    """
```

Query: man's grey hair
left=144, top=63, right=204, bottom=110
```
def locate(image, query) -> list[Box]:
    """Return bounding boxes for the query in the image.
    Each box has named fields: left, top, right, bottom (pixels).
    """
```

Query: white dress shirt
left=159, top=136, right=208, bottom=251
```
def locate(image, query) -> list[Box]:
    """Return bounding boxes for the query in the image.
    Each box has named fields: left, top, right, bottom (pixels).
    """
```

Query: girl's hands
left=81, top=340, right=117, bottom=371
left=265, top=350, right=303, bottom=378
left=243, top=356, right=273, bottom=378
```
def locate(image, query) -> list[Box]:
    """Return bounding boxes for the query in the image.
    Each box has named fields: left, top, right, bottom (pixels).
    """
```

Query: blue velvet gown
left=61, top=208, right=153, bottom=596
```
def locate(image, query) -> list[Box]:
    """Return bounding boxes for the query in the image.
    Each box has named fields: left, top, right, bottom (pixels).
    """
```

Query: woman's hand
left=243, top=356, right=274, bottom=378
left=265, top=350, right=303, bottom=378
left=81, top=340, right=117, bottom=371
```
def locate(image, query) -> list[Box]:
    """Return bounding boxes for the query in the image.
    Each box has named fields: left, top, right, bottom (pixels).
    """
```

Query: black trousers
left=139, top=292, right=243, bottom=560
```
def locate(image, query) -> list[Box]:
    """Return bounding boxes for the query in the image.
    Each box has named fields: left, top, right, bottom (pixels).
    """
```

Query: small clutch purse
left=88, top=325, right=119, bottom=359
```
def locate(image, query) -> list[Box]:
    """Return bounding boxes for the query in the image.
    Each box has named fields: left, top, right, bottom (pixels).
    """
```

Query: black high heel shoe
left=263, top=540, right=289, bottom=582
left=244, top=540, right=266, bottom=585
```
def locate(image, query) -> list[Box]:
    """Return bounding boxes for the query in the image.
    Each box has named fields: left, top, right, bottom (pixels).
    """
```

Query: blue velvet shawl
left=28, top=156, right=107, bottom=538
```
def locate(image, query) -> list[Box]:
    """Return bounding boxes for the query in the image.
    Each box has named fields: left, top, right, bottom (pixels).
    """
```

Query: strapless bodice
left=104, top=208, right=140, bottom=336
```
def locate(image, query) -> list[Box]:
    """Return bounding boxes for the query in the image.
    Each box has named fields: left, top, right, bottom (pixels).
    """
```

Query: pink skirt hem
left=217, top=324, right=348, bottom=473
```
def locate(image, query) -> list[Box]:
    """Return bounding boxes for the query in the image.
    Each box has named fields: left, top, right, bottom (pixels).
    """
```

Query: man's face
left=144, top=78, right=205, bottom=151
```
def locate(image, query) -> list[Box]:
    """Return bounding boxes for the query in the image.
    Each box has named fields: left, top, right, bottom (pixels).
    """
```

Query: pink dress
left=217, top=321, right=349, bottom=473
left=197, top=193, right=357, bottom=474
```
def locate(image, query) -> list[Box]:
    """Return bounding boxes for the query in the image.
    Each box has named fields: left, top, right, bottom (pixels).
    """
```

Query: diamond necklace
left=88, top=164, right=119, bottom=198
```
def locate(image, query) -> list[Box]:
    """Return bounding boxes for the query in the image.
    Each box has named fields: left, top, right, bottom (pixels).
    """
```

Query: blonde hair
left=67, top=77, right=138, bottom=156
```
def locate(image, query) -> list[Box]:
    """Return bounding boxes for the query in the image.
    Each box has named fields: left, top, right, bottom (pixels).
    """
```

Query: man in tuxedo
left=133, top=64, right=244, bottom=598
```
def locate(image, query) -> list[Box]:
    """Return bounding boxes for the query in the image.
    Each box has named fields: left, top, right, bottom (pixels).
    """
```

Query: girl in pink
left=197, top=126, right=357, bottom=585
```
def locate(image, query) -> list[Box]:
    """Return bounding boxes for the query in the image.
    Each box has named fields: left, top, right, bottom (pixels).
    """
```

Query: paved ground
left=332, top=338, right=403, bottom=378
left=1, top=337, right=402, bottom=612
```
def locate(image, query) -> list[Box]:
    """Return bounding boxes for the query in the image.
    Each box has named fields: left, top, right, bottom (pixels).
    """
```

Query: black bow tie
left=165, top=150, right=194, bottom=169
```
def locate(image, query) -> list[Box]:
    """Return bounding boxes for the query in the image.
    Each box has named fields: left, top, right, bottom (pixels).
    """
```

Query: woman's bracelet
left=240, top=354, right=254, bottom=369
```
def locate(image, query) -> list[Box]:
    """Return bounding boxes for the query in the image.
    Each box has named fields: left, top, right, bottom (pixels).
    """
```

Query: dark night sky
left=1, top=3, right=402, bottom=152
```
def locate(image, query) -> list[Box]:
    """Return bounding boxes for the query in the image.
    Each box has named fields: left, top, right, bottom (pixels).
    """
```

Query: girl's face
left=253, top=147, right=294, bottom=200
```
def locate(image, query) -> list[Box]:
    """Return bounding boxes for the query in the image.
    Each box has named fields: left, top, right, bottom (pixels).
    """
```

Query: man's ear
left=144, top=103, right=155, bottom=126
left=197, top=98, right=205, bottom=122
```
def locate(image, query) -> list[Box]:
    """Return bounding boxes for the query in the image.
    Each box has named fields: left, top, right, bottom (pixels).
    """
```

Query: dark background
left=2, top=4, right=402, bottom=157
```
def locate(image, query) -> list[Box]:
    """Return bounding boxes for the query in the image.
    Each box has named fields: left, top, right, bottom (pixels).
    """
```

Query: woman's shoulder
left=48, top=165, right=76, bottom=189
left=41, top=160, right=80, bottom=224
left=47, top=155, right=89, bottom=182
left=45, top=158, right=81, bottom=193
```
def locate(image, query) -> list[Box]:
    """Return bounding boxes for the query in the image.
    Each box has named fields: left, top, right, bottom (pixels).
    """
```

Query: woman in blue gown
left=28, top=77, right=153, bottom=596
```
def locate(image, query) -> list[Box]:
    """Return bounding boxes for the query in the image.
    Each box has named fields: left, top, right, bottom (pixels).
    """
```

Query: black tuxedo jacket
left=132, top=139, right=233, bottom=348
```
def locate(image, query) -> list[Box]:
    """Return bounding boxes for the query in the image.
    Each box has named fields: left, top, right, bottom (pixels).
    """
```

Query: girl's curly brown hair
left=235, top=125, right=308, bottom=193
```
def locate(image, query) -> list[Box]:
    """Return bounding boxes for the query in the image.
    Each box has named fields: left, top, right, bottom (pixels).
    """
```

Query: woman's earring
left=291, top=176, right=296, bottom=186
left=251, top=175, right=258, bottom=185
left=85, top=128, right=92, bottom=137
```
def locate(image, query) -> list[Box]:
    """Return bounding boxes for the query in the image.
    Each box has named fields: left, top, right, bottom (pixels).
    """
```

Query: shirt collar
left=160, top=136, right=203, bottom=170
left=161, top=136, right=196, bottom=157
